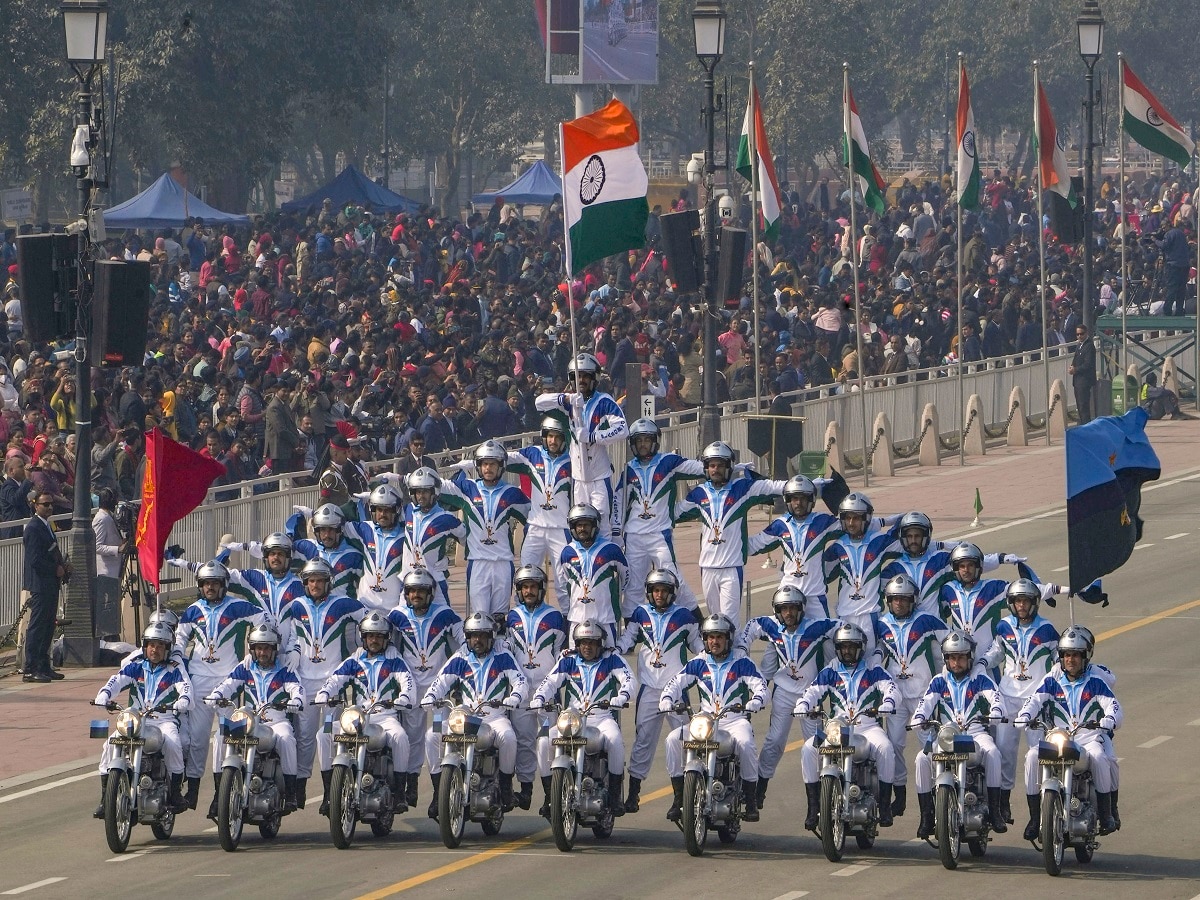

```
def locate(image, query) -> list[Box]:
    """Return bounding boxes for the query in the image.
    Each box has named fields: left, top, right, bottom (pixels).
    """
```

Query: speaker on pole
left=15, top=233, right=78, bottom=343
left=91, top=260, right=152, bottom=367
left=659, top=209, right=703, bottom=293
left=717, top=226, right=749, bottom=309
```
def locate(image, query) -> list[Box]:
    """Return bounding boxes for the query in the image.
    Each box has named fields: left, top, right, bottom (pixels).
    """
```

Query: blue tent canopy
left=472, top=160, right=563, bottom=206
left=103, top=173, right=251, bottom=230
left=280, top=165, right=421, bottom=216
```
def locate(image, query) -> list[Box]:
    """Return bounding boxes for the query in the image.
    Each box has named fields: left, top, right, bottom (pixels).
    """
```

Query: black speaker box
left=91, top=260, right=152, bottom=367
left=659, top=209, right=703, bottom=293
left=15, top=233, right=78, bottom=342
left=717, top=226, right=749, bottom=306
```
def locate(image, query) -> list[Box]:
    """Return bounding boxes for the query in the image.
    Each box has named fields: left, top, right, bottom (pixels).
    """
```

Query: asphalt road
left=2, top=477, right=1199, bottom=899
left=583, top=24, right=657, bottom=84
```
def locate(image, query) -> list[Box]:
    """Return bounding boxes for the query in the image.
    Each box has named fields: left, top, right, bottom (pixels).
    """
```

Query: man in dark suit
left=22, top=491, right=68, bottom=682
left=1070, top=324, right=1097, bottom=424
left=0, top=456, right=33, bottom=539
left=264, top=377, right=300, bottom=473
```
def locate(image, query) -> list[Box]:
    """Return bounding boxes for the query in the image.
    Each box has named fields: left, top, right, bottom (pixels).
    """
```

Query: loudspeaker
left=91, top=260, right=152, bottom=367
left=659, top=209, right=703, bottom=293
left=15, top=233, right=78, bottom=342
left=717, top=226, right=749, bottom=307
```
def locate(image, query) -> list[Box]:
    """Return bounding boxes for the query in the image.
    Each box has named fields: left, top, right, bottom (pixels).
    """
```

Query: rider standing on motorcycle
left=335, top=483, right=408, bottom=614
left=506, top=418, right=573, bottom=609
left=557, top=503, right=629, bottom=647
left=316, top=611, right=415, bottom=812
left=909, top=630, right=1007, bottom=837
left=794, top=623, right=899, bottom=830
left=660, top=614, right=767, bottom=823
left=821, top=493, right=902, bottom=651
left=281, top=558, right=367, bottom=815
left=503, top=565, right=568, bottom=812
left=532, top=619, right=636, bottom=817
left=94, top=623, right=192, bottom=817
left=421, top=612, right=527, bottom=814
left=388, top=569, right=464, bottom=814
left=1014, top=626, right=1122, bottom=838
left=747, top=476, right=839, bottom=617
left=175, top=561, right=264, bottom=816
left=871, top=574, right=949, bottom=821
left=278, top=503, right=365, bottom=597
left=981, top=578, right=1060, bottom=830
left=399, top=468, right=466, bottom=606
left=204, top=623, right=305, bottom=813
left=736, top=585, right=838, bottom=811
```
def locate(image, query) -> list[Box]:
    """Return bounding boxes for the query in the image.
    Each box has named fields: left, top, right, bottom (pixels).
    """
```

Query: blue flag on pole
left=1065, top=408, right=1160, bottom=596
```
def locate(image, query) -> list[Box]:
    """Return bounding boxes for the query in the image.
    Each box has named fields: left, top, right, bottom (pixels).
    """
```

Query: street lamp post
left=61, top=0, right=108, bottom=667
left=692, top=0, right=726, bottom=449
left=1077, top=0, right=1105, bottom=336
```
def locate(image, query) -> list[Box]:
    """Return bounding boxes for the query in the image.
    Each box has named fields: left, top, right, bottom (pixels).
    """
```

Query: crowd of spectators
left=0, top=164, right=1194, bottom=532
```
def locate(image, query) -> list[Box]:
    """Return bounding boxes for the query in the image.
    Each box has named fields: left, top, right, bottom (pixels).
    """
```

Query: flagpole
left=749, top=62, right=763, bottom=413
left=1118, top=53, right=1129, bottom=414
left=1035, top=61, right=1051, bottom=446
left=956, top=53, right=966, bottom=468
left=845, top=62, right=869, bottom=487
left=559, top=121, right=581, bottom=365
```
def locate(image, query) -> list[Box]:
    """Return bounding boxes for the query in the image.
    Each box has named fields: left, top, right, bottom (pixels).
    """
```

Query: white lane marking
left=1133, top=543, right=1155, bottom=550
left=1137, top=735, right=1173, bottom=749
left=830, top=863, right=877, bottom=877
left=1188, top=718, right=1200, bottom=727
left=202, top=826, right=218, bottom=833
left=1052, top=565, right=1071, bottom=572
left=0, top=756, right=98, bottom=792
left=906, top=837, right=926, bottom=844
left=771, top=893, right=810, bottom=900
left=0, top=772, right=92, bottom=805
left=2, top=879, right=68, bottom=895
left=194, top=875, right=230, bottom=877
left=106, top=846, right=164, bottom=863
left=1164, top=533, right=1189, bottom=540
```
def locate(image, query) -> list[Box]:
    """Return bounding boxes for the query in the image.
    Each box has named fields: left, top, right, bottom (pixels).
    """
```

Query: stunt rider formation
left=91, top=353, right=1122, bottom=871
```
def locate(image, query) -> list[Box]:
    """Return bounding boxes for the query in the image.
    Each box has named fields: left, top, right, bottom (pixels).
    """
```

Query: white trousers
left=994, top=707, right=1043, bottom=791
left=332, top=713, right=408, bottom=777
left=664, top=715, right=758, bottom=781
left=296, top=679, right=334, bottom=777
left=700, top=566, right=744, bottom=630
left=520, top=525, right=570, bottom=609
left=801, top=722, right=893, bottom=783
left=575, top=478, right=614, bottom=538
left=884, top=694, right=920, bottom=787
left=429, top=712, right=517, bottom=775
left=185, top=677, right=223, bottom=778
left=628, top=685, right=686, bottom=781
left=510, top=705, right=553, bottom=782
left=101, top=718, right=183, bottom=776
left=467, top=559, right=514, bottom=617
left=625, top=530, right=700, bottom=611
left=759, top=684, right=817, bottom=779
left=1023, top=732, right=1113, bottom=794
left=400, top=705, right=431, bottom=773
left=914, top=730, right=1000, bottom=792
left=214, top=719, right=298, bottom=776
left=549, top=715, right=625, bottom=775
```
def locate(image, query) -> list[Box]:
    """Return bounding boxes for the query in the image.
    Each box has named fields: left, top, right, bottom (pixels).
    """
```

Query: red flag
left=135, top=428, right=226, bottom=592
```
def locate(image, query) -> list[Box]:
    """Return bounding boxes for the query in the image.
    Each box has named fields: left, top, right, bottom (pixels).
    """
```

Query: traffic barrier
left=918, top=403, right=940, bottom=468
left=871, top=412, right=894, bottom=478
left=1007, top=387, right=1028, bottom=447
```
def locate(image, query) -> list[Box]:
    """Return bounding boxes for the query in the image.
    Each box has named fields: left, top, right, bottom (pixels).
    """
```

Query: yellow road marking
left=358, top=600, right=1198, bottom=897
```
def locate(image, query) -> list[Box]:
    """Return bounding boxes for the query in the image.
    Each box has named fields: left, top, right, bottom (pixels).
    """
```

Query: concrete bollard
left=1162, top=355, right=1180, bottom=397
left=1049, top=379, right=1068, bottom=440
left=918, top=403, right=941, bottom=467
left=1007, top=386, right=1028, bottom=447
left=870, top=412, right=894, bottom=478
left=825, top=421, right=846, bottom=475
left=964, top=394, right=986, bottom=457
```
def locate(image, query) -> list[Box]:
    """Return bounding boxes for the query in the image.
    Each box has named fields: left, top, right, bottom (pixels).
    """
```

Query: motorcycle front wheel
left=150, top=808, right=175, bottom=841
left=216, top=768, right=245, bottom=853
left=682, top=771, right=709, bottom=857
left=550, top=769, right=578, bottom=851
left=818, top=775, right=846, bottom=862
left=935, top=784, right=961, bottom=870
left=329, top=765, right=358, bottom=850
left=103, top=769, right=134, bottom=854
left=1041, top=791, right=1065, bottom=876
left=438, top=766, right=466, bottom=849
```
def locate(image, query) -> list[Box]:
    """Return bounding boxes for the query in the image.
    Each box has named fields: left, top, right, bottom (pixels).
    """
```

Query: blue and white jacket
left=207, top=658, right=304, bottom=724
left=677, top=475, right=786, bottom=569
left=317, top=646, right=416, bottom=712
left=401, top=501, right=465, bottom=583
left=507, top=447, right=572, bottom=530
left=793, top=659, right=899, bottom=722
left=822, top=519, right=903, bottom=619
left=535, top=389, right=628, bottom=482
left=176, top=595, right=265, bottom=682
left=440, top=472, right=529, bottom=562
left=95, top=657, right=192, bottom=720
left=748, top=511, right=839, bottom=599
left=558, top=536, right=628, bottom=625
left=532, top=650, right=635, bottom=713
left=616, top=603, right=703, bottom=691
left=388, top=602, right=464, bottom=691
left=737, top=614, right=840, bottom=695
left=421, top=647, right=527, bottom=708
left=281, top=592, right=366, bottom=683
left=1015, top=671, right=1122, bottom=736
left=659, top=654, right=767, bottom=714
left=982, top=614, right=1060, bottom=700
left=614, top=452, right=704, bottom=537
left=503, top=602, right=569, bottom=693
left=871, top=611, right=949, bottom=701
left=910, top=668, right=1005, bottom=734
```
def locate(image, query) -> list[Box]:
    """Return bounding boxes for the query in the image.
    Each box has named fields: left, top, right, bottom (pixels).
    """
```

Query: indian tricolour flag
left=1121, top=59, right=1195, bottom=169
left=843, top=82, right=886, bottom=216
left=1035, top=79, right=1077, bottom=207
left=736, top=82, right=782, bottom=240
left=560, top=99, right=649, bottom=275
left=956, top=60, right=981, bottom=210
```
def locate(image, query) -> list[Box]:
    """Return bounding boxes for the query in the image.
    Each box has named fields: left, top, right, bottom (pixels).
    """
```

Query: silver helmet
left=359, top=611, right=391, bottom=639
left=1005, top=578, right=1040, bottom=617
left=142, top=622, right=175, bottom=646
left=832, top=622, right=867, bottom=664
left=898, top=511, right=933, bottom=554
left=572, top=619, right=607, bottom=646
left=473, top=440, right=507, bottom=466
left=1072, top=624, right=1096, bottom=653
left=783, top=475, right=816, bottom=499
left=941, top=629, right=975, bottom=662
left=644, top=568, right=679, bottom=603
left=567, top=353, right=601, bottom=376
left=148, top=607, right=180, bottom=631
left=1058, top=625, right=1092, bottom=665
left=838, top=492, right=873, bottom=518
left=771, top=585, right=807, bottom=614
left=949, top=541, right=984, bottom=568
left=514, top=564, right=547, bottom=602
left=540, top=416, right=567, bottom=436
left=405, top=466, right=439, bottom=492
left=883, top=574, right=919, bottom=614
left=196, top=560, right=230, bottom=587
left=699, top=613, right=735, bottom=639
left=700, top=441, right=735, bottom=465
left=628, top=418, right=661, bottom=455
left=368, top=483, right=402, bottom=510
left=311, top=503, right=345, bottom=528
left=463, top=611, right=496, bottom=637
left=299, top=558, right=333, bottom=582
left=248, top=623, right=282, bottom=647
left=261, top=531, right=293, bottom=554
left=402, top=569, right=436, bottom=595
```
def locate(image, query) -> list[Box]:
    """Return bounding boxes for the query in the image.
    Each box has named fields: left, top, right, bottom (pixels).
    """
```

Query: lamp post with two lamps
left=1077, top=0, right=1105, bottom=336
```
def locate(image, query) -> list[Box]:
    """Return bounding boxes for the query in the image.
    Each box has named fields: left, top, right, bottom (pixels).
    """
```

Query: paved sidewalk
left=3, top=417, right=1196, bottom=789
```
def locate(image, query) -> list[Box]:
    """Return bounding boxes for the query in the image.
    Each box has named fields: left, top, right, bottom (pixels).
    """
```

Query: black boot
left=1023, top=794, right=1041, bottom=841
left=666, top=776, right=684, bottom=822
left=1096, top=791, right=1117, bottom=835
left=892, top=784, right=907, bottom=817
left=405, top=772, right=419, bottom=808
left=987, top=787, right=1008, bottom=832
left=295, top=777, right=307, bottom=810
left=499, top=772, right=515, bottom=812
left=755, top=777, right=769, bottom=810
left=741, top=780, right=759, bottom=822
left=538, top=775, right=552, bottom=819
left=318, top=769, right=332, bottom=817
left=625, top=776, right=641, bottom=813
left=514, top=781, right=533, bottom=811
left=169, top=773, right=188, bottom=814
left=390, top=773, right=408, bottom=813
left=206, top=773, right=221, bottom=821
left=1111, top=789, right=1121, bottom=831
left=1000, top=788, right=1013, bottom=824
left=283, top=774, right=298, bottom=814
left=427, top=773, right=441, bottom=820
left=184, top=776, right=200, bottom=811
left=94, top=774, right=108, bottom=819
left=916, top=791, right=934, bottom=839
left=877, top=782, right=894, bottom=827
left=608, top=773, right=625, bottom=817
left=804, top=782, right=820, bottom=831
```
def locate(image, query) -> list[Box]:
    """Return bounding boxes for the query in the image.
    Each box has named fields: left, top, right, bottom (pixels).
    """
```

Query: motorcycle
left=90, top=701, right=178, bottom=854
left=540, top=699, right=624, bottom=852
left=322, top=696, right=410, bottom=849
left=1029, top=717, right=1104, bottom=876
left=677, top=702, right=752, bottom=857
left=909, top=715, right=1005, bottom=869
left=807, top=708, right=887, bottom=862
left=211, top=698, right=292, bottom=852
left=429, top=698, right=507, bottom=848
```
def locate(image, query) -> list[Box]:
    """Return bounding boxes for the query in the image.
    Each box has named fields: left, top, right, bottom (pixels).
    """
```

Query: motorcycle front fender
left=221, top=754, right=246, bottom=771
left=550, top=754, right=575, bottom=772
left=1041, top=776, right=1064, bottom=797
left=683, top=759, right=707, bottom=776
left=819, top=763, right=843, bottom=782
left=332, top=751, right=355, bottom=770
left=441, top=752, right=466, bottom=772
left=934, top=771, right=959, bottom=791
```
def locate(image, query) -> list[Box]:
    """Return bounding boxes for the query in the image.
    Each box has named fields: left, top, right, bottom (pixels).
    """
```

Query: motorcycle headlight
left=937, top=723, right=961, bottom=753
left=557, top=709, right=583, bottom=738
left=115, top=710, right=142, bottom=739
left=825, top=717, right=848, bottom=747
left=688, top=713, right=716, bottom=742
left=447, top=708, right=468, bottom=735
left=1046, top=729, right=1070, bottom=754
left=339, top=708, right=366, bottom=735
